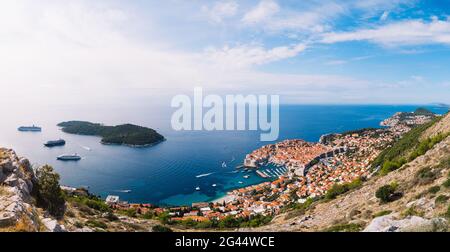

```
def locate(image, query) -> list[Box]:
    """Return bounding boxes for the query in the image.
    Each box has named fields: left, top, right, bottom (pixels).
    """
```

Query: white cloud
left=380, top=11, right=389, bottom=21
left=202, top=1, right=239, bottom=23
left=242, top=0, right=279, bottom=24
left=242, top=1, right=347, bottom=34
left=321, top=18, right=450, bottom=46
left=204, top=43, right=307, bottom=69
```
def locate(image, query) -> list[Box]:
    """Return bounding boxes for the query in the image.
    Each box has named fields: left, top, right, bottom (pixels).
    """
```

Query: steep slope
left=422, top=112, right=450, bottom=140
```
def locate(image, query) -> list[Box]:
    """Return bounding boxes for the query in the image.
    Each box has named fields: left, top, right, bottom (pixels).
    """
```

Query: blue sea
left=0, top=104, right=447, bottom=206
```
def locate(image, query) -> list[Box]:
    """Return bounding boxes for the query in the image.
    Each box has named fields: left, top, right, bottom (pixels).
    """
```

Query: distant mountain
left=57, top=121, right=165, bottom=147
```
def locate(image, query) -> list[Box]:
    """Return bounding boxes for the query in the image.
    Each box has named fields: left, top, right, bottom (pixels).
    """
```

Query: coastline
left=211, top=194, right=237, bottom=204
left=100, top=138, right=166, bottom=148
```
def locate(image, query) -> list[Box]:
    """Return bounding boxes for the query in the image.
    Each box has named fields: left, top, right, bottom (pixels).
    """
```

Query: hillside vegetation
left=58, top=121, right=165, bottom=147
left=372, top=116, right=449, bottom=175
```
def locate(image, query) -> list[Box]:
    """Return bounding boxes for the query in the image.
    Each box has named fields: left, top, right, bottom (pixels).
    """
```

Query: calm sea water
left=0, top=104, right=447, bottom=206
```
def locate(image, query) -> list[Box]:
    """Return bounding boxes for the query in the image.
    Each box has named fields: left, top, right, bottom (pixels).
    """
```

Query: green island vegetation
left=372, top=116, right=449, bottom=175
left=396, top=107, right=436, bottom=121
left=57, top=121, right=165, bottom=146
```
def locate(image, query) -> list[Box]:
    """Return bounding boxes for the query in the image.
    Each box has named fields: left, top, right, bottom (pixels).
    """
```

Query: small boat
left=44, top=139, right=66, bottom=147
left=221, top=162, right=227, bottom=168
left=18, top=125, right=42, bottom=132
left=115, top=190, right=132, bottom=193
left=195, top=187, right=201, bottom=191
left=238, top=181, right=243, bottom=184
left=212, top=184, right=217, bottom=187
left=196, top=172, right=214, bottom=178
left=243, top=175, right=250, bottom=179
left=57, top=154, right=81, bottom=161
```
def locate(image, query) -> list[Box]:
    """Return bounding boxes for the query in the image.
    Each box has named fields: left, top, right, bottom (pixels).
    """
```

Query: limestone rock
left=0, top=211, right=16, bottom=227
left=42, top=218, right=66, bottom=232
left=0, top=160, right=14, bottom=173
left=363, top=214, right=448, bottom=232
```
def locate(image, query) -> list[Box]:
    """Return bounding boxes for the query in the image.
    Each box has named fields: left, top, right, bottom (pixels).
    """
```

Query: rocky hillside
left=0, top=149, right=60, bottom=231
left=251, top=113, right=450, bottom=232
left=0, top=148, right=164, bottom=232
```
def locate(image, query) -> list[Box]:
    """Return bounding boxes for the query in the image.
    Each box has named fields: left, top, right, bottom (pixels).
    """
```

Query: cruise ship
left=57, top=154, right=81, bottom=161
left=44, top=139, right=66, bottom=147
left=18, top=125, right=42, bottom=132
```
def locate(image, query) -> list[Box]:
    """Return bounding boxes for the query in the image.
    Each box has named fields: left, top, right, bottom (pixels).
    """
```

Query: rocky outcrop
left=0, top=148, right=64, bottom=232
left=41, top=218, right=66, bottom=232
left=363, top=214, right=448, bottom=232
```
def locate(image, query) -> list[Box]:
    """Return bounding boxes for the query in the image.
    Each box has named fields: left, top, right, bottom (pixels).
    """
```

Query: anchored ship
left=57, top=154, right=81, bottom=161
left=18, top=125, right=42, bottom=132
left=44, top=139, right=66, bottom=147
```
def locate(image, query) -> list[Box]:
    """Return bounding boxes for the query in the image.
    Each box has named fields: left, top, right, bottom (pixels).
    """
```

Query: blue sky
left=0, top=0, right=449, bottom=106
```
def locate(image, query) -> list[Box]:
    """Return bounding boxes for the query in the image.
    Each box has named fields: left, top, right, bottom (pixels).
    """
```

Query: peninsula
left=57, top=121, right=165, bottom=147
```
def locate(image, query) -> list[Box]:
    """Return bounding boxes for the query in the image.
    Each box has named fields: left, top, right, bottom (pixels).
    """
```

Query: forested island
left=57, top=121, right=165, bottom=147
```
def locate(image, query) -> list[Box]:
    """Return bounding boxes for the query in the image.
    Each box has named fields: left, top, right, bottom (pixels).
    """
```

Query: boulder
left=3, top=174, right=19, bottom=187
left=42, top=218, right=67, bottom=232
left=0, top=160, right=14, bottom=173
left=74, top=227, right=94, bottom=232
left=364, top=214, right=448, bottom=232
left=0, top=211, right=16, bottom=227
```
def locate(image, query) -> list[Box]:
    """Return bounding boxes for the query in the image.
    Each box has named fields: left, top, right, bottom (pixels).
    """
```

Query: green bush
left=402, top=207, right=423, bottom=217
left=157, top=212, right=171, bottom=224
left=35, top=165, right=66, bottom=218
left=375, top=184, right=399, bottom=203
left=325, top=178, right=363, bottom=200
left=380, top=160, right=405, bottom=175
left=118, top=208, right=138, bottom=218
left=435, top=195, right=449, bottom=205
left=324, top=223, right=362, bottom=232
left=415, top=167, right=438, bottom=185
left=195, top=220, right=214, bottom=229
left=86, top=220, right=107, bottom=229
left=446, top=205, right=450, bottom=218
left=373, top=210, right=392, bottom=218
left=443, top=179, right=450, bottom=188
left=152, top=225, right=173, bottom=232
left=67, top=194, right=110, bottom=213
left=428, top=186, right=441, bottom=194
